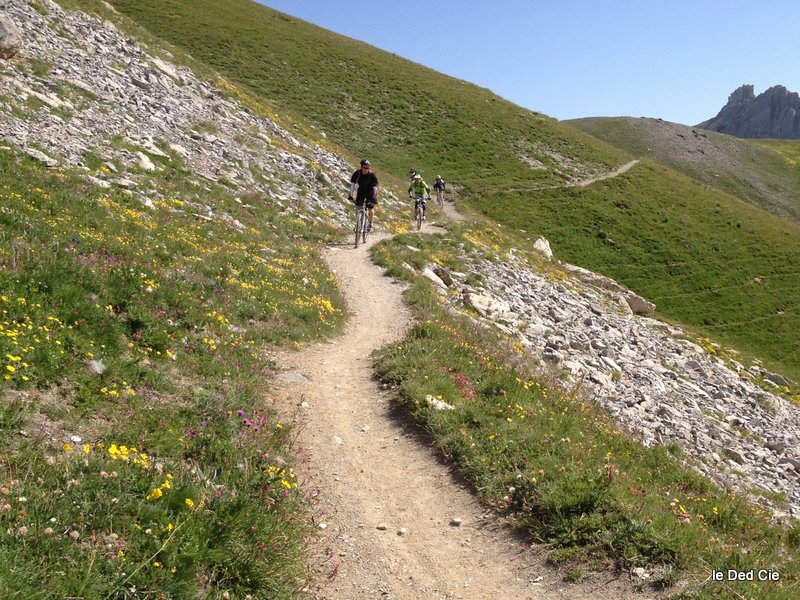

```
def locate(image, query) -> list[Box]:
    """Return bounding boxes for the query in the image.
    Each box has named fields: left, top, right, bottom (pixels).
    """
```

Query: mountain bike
left=354, top=202, right=370, bottom=248
left=413, top=196, right=427, bottom=230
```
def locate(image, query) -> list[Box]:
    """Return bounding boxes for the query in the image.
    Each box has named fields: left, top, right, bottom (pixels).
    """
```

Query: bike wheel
left=437, top=191, right=443, bottom=208
left=415, top=202, right=423, bottom=230
left=362, top=219, right=369, bottom=244
left=355, top=211, right=364, bottom=248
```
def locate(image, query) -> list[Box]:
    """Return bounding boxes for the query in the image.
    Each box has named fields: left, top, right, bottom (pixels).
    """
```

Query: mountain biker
left=348, top=159, right=379, bottom=231
left=408, top=173, right=430, bottom=220
left=433, top=175, right=445, bottom=203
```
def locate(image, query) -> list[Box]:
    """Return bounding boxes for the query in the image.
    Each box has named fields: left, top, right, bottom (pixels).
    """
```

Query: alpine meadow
left=1, top=1, right=800, bottom=599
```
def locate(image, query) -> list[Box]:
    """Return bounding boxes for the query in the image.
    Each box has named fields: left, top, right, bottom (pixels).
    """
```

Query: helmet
left=436, top=175, right=441, bottom=179
left=360, top=159, right=371, bottom=167
left=413, top=174, right=421, bottom=180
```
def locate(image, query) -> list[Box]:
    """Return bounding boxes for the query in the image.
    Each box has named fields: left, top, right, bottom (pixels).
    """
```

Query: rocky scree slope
left=0, top=0, right=402, bottom=228
left=421, top=241, right=800, bottom=521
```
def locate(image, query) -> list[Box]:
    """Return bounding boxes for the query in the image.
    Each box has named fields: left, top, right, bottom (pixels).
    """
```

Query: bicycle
left=413, top=195, right=427, bottom=230
left=353, top=201, right=370, bottom=248
left=435, top=187, right=444, bottom=208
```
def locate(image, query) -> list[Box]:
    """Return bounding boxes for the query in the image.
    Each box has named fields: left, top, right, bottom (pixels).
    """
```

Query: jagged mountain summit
left=698, top=84, right=800, bottom=139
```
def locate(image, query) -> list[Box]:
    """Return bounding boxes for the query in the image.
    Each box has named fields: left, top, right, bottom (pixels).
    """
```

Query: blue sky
left=254, top=0, right=800, bottom=126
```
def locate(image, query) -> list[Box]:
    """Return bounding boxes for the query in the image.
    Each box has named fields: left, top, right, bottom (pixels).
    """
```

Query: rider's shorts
left=355, top=198, right=377, bottom=208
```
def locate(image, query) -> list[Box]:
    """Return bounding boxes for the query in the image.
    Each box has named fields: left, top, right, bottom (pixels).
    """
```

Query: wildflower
left=16, top=526, right=28, bottom=536
left=43, top=527, right=54, bottom=535
left=184, top=498, right=195, bottom=508
left=147, top=488, right=163, bottom=501
left=69, top=530, right=80, bottom=541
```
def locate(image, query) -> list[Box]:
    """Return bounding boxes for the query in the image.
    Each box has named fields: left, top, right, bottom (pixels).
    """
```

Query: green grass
left=372, top=226, right=800, bottom=598
left=469, top=161, right=800, bottom=383
left=0, top=146, right=346, bottom=598
left=569, top=116, right=800, bottom=223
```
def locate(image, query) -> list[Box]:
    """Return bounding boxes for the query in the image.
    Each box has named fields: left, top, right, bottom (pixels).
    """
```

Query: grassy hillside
left=471, top=161, right=800, bottom=381
left=568, top=116, right=800, bottom=222
left=0, top=145, right=346, bottom=597
left=90, top=0, right=630, bottom=192
left=91, top=0, right=800, bottom=385
left=3, top=3, right=800, bottom=597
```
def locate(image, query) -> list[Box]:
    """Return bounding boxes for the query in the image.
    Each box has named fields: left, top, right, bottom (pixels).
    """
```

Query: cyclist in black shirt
left=433, top=175, right=445, bottom=206
left=348, top=159, right=379, bottom=231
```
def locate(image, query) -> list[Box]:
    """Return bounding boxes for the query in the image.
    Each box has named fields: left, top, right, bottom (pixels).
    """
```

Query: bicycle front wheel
left=355, top=211, right=364, bottom=248
left=415, top=203, right=423, bottom=230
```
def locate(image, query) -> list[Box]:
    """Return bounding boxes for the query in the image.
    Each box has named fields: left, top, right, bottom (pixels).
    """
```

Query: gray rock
left=276, top=372, right=309, bottom=384
left=699, top=84, right=800, bottom=140
left=0, top=15, right=22, bottom=59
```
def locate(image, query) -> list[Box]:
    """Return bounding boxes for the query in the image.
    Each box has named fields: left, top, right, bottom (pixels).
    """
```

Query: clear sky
left=254, top=0, right=800, bottom=126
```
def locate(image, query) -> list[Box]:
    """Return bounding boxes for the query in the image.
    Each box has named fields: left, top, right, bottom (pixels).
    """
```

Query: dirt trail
left=574, top=160, right=640, bottom=188
left=272, top=207, right=658, bottom=599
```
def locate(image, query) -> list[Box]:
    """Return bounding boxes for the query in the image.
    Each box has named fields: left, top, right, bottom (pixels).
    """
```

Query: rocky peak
left=698, top=84, right=800, bottom=139
left=726, top=83, right=756, bottom=106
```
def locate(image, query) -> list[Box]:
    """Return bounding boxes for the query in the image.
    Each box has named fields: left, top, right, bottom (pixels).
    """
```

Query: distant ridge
left=698, top=84, right=800, bottom=139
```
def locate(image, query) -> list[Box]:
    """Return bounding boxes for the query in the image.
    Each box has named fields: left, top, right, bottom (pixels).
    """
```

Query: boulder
left=0, top=15, right=22, bottom=60
left=625, top=292, right=656, bottom=316
left=533, top=236, right=553, bottom=260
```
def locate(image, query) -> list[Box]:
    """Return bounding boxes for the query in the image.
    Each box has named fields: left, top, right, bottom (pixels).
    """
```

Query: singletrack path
left=574, top=160, right=640, bottom=188
left=272, top=212, right=660, bottom=599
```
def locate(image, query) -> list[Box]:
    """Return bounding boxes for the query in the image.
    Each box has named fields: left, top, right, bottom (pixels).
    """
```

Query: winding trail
left=272, top=207, right=659, bottom=599
left=574, top=160, right=640, bottom=188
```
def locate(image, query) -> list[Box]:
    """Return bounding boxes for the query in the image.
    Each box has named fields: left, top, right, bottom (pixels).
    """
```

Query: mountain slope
left=567, top=116, right=800, bottom=223
left=95, top=0, right=630, bottom=192
left=92, top=0, right=800, bottom=383
left=2, top=3, right=800, bottom=597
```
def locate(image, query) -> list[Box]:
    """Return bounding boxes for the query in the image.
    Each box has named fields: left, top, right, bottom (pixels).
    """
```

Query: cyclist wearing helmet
left=348, top=159, right=379, bottom=231
left=433, top=175, right=445, bottom=204
left=408, top=173, right=430, bottom=220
